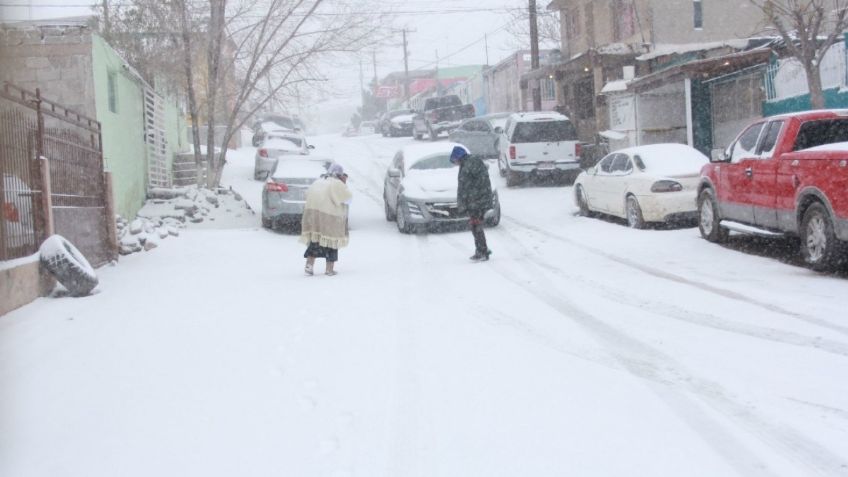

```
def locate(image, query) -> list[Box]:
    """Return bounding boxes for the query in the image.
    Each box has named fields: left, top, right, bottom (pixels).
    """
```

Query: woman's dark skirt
left=304, top=242, right=339, bottom=262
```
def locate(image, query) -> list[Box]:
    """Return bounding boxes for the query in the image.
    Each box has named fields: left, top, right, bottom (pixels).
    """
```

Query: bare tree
left=750, top=0, right=848, bottom=109
left=504, top=4, right=560, bottom=51
left=100, top=0, right=387, bottom=188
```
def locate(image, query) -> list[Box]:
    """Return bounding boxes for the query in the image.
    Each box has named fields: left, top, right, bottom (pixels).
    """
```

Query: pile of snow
left=118, top=186, right=256, bottom=255
left=115, top=215, right=182, bottom=255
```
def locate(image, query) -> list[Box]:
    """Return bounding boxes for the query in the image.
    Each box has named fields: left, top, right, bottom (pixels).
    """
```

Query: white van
left=496, top=111, right=581, bottom=186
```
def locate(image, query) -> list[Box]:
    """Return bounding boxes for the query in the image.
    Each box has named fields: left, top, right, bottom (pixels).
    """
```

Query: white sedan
left=573, top=143, right=708, bottom=228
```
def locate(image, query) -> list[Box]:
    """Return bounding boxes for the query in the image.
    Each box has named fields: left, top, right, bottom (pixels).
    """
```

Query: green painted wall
left=763, top=86, right=848, bottom=117
left=91, top=34, right=148, bottom=220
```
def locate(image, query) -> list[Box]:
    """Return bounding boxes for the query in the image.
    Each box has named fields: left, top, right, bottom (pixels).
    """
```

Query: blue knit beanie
left=450, top=146, right=469, bottom=163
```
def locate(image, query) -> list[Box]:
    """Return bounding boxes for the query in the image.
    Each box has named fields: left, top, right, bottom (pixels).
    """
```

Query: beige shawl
left=300, top=177, right=353, bottom=249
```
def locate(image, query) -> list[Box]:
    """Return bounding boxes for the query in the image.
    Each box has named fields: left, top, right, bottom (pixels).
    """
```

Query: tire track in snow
left=489, top=226, right=848, bottom=359
left=386, top=233, right=428, bottom=477
left=434, top=231, right=847, bottom=477
left=504, top=216, right=848, bottom=338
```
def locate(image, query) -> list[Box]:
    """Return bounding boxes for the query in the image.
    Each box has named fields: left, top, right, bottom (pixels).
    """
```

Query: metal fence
left=0, top=82, right=112, bottom=265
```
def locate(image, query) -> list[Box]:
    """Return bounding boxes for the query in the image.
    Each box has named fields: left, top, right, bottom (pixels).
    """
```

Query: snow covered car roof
left=509, top=111, right=570, bottom=122
left=270, top=159, right=327, bottom=180
left=401, top=142, right=465, bottom=167
left=262, top=137, right=304, bottom=152
left=614, top=143, right=708, bottom=176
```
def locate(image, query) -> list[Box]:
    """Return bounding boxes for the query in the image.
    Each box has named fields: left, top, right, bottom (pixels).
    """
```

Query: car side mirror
left=388, top=168, right=401, bottom=178
left=308, top=144, right=315, bottom=150
left=710, top=148, right=729, bottom=162
left=494, top=126, right=503, bottom=135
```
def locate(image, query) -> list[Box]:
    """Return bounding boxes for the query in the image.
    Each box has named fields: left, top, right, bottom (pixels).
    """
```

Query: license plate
left=538, top=161, right=556, bottom=170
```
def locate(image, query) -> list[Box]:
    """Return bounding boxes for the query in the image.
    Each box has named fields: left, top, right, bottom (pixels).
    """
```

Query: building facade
left=484, top=50, right=558, bottom=114
left=0, top=20, right=187, bottom=219
left=542, top=0, right=766, bottom=143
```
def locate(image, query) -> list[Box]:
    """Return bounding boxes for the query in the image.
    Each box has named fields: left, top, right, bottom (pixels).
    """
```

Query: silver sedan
left=447, top=113, right=510, bottom=159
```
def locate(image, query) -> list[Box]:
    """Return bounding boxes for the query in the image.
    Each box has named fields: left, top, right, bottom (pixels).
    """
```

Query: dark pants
left=304, top=242, right=338, bottom=262
left=469, top=213, right=488, bottom=256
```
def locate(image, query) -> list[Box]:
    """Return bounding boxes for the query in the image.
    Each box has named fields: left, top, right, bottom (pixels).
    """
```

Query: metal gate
left=144, top=89, right=171, bottom=189
left=0, top=82, right=112, bottom=265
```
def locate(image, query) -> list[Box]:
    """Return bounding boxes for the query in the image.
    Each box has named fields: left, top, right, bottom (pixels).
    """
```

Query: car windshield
left=409, top=153, right=456, bottom=170
left=511, top=120, right=577, bottom=143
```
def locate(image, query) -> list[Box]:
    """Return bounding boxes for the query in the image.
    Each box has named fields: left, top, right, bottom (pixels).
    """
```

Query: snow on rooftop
left=637, top=40, right=750, bottom=61
left=601, top=80, right=630, bottom=94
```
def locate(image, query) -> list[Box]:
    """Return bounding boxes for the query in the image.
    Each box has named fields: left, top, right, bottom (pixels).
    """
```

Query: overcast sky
left=1, top=0, right=557, bottom=130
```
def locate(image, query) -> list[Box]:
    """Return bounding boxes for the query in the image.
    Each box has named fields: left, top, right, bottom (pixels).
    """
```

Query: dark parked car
left=448, top=113, right=511, bottom=158
left=380, top=109, right=415, bottom=137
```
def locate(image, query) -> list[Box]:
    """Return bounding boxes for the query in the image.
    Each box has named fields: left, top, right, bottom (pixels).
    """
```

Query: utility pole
left=402, top=28, right=411, bottom=103
left=102, top=0, right=110, bottom=34
left=529, top=0, right=542, bottom=111
left=359, top=57, right=365, bottom=112
left=484, top=34, right=490, bottom=66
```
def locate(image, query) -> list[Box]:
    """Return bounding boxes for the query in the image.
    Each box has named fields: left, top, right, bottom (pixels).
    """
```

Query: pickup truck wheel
left=626, top=195, right=646, bottom=229
left=801, top=203, right=843, bottom=271
left=698, top=189, right=728, bottom=243
left=261, top=215, right=273, bottom=229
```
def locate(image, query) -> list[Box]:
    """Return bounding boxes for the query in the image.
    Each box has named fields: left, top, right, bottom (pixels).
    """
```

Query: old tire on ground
left=575, top=185, right=590, bottom=216
left=39, top=235, right=98, bottom=297
left=800, top=202, right=843, bottom=271
left=626, top=195, right=645, bottom=229
left=698, top=189, right=728, bottom=243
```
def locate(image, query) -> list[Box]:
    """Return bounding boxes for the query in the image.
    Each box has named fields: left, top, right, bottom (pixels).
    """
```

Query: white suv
left=495, top=112, right=581, bottom=186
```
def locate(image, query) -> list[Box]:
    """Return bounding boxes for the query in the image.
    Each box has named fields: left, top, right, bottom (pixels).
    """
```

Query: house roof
left=618, top=48, right=773, bottom=94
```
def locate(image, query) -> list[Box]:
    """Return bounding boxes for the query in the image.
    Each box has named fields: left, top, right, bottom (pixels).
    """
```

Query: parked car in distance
left=448, top=113, right=511, bottom=159
left=254, top=133, right=314, bottom=180
left=496, top=111, right=581, bottom=186
left=262, top=159, right=329, bottom=230
left=698, top=109, right=848, bottom=271
left=574, top=144, right=708, bottom=228
left=383, top=142, right=500, bottom=233
left=252, top=114, right=297, bottom=146
left=380, top=109, right=415, bottom=137
left=412, top=95, right=475, bottom=141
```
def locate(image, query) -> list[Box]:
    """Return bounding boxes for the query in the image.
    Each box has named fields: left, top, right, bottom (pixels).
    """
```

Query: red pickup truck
left=697, top=110, right=848, bottom=271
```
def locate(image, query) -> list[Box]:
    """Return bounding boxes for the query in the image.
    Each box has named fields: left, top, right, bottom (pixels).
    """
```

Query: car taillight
left=650, top=180, right=683, bottom=193
left=575, top=143, right=582, bottom=158
left=3, top=202, right=19, bottom=222
left=509, top=145, right=516, bottom=160
left=265, top=181, right=289, bottom=193
left=259, top=148, right=268, bottom=158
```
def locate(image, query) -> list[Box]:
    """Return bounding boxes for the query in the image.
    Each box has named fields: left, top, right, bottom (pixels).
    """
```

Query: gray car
left=261, top=159, right=329, bottom=230
left=448, top=113, right=510, bottom=159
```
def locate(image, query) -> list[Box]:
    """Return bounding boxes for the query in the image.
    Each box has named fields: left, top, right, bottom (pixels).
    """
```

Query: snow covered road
left=2, top=133, right=847, bottom=476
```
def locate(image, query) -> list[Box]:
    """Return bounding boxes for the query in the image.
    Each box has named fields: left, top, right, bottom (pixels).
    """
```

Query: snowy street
left=2, top=133, right=848, bottom=476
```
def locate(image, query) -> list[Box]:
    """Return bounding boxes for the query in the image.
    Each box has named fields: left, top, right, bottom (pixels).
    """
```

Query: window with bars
left=107, top=71, right=118, bottom=113
left=542, top=78, right=556, bottom=101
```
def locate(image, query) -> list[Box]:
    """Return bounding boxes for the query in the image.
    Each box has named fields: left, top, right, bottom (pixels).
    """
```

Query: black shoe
left=470, top=250, right=491, bottom=261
